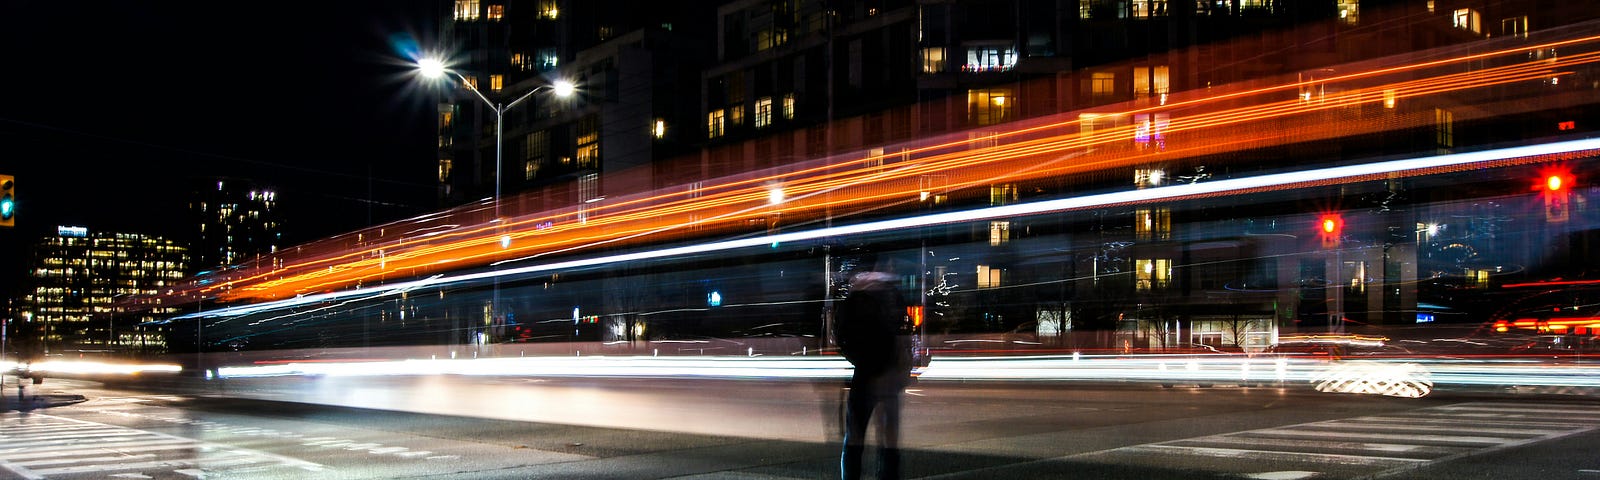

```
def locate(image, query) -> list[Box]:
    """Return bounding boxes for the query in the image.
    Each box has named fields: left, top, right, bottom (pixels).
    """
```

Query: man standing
left=835, top=252, right=914, bottom=479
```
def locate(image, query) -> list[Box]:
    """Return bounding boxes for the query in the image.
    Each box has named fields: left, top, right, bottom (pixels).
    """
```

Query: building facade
left=22, top=226, right=188, bottom=356
left=189, top=178, right=282, bottom=272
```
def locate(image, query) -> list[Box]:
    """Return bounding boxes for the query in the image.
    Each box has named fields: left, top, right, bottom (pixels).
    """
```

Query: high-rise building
left=434, top=0, right=715, bottom=209
left=189, top=178, right=282, bottom=271
left=22, top=226, right=188, bottom=355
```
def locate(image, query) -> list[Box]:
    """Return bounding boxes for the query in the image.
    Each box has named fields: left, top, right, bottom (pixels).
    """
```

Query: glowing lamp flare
left=417, top=58, right=446, bottom=79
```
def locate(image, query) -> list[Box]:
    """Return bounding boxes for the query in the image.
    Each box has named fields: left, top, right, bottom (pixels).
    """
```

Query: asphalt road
left=4, top=376, right=1600, bottom=479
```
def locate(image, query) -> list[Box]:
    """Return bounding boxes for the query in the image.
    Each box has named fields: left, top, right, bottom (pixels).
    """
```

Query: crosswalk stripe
left=1, top=439, right=199, bottom=461
left=0, top=413, right=326, bottom=477
left=1310, top=421, right=1570, bottom=436
left=1127, top=444, right=1429, bottom=465
left=1071, top=401, right=1600, bottom=478
left=1243, top=427, right=1522, bottom=445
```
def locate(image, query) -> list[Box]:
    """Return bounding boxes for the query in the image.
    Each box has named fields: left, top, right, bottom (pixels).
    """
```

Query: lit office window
left=977, top=265, right=1002, bottom=288
left=1135, top=259, right=1171, bottom=291
left=1134, top=167, right=1165, bottom=188
left=782, top=94, right=795, bottom=120
left=920, top=47, right=947, bottom=74
left=1091, top=72, right=1115, bottom=100
left=989, top=221, right=1010, bottom=246
left=1132, top=0, right=1167, bottom=17
left=707, top=109, right=726, bottom=138
left=653, top=119, right=666, bottom=139
left=438, top=159, right=453, bottom=183
left=1336, top=0, right=1358, bottom=24
left=1453, top=8, right=1480, bottom=34
left=968, top=89, right=1013, bottom=126
left=487, top=4, right=504, bottom=20
left=1135, top=208, right=1171, bottom=241
left=576, top=116, right=599, bottom=170
left=490, top=74, right=504, bottom=91
left=755, top=97, right=773, bottom=128
left=1133, top=66, right=1169, bottom=100
left=538, top=0, right=559, bottom=19
left=1435, top=108, right=1454, bottom=148
left=989, top=183, right=1017, bottom=206
left=538, top=48, right=558, bottom=70
left=728, top=105, right=745, bottom=127
left=453, top=0, right=480, bottom=21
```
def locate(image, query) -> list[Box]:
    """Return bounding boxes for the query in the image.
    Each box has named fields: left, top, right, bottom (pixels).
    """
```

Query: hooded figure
left=835, top=254, right=913, bottom=479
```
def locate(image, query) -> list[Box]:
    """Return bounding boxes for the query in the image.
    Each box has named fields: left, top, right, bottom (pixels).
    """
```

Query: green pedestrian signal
left=0, top=174, right=14, bottom=228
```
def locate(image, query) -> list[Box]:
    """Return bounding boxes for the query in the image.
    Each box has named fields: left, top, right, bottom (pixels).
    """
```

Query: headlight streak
left=206, top=353, right=1600, bottom=398
left=170, top=137, right=1600, bottom=322
left=144, top=32, right=1600, bottom=306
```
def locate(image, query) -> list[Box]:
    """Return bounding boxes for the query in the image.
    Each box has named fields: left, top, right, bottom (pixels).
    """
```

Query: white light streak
left=172, top=138, right=1600, bottom=321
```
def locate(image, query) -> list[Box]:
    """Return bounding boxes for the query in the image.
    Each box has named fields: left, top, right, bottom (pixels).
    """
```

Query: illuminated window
left=1133, top=66, right=1169, bottom=100
left=728, top=105, right=745, bottom=127
left=1453, top=8, right=1480, bottom=34
left=1465, top=268, right=1490, bottom=289
left=510, top=53, right=526, bottom=71
left=1336, top=0, right=1357, bottom=25
left=967, top=88, right=1013, bottom=126
left=538, top=48, right=558, bottom=71
left=989, top=221, right=1010, bottom=246
left=490, top=74, right=504, bottom=91
left=920, top=47, right=947, bottom=73
left=1135, top=258, right=1171, bottom=291
left=963, top=45, right=1017, bottom=73
left=453, top=0, right=480, bottom=21
left=438, top=159, right=453, bottom=183
left=757, top=27, right=789, bottom=51
left=1090, top=72, right=1115, bottom=100
left=523, top=130, right=548, bottom=162
left=989, top=183, right=1017, bottom=206
left=1132, top=0, right=1167, bottom=17
left=755, top=97, right=773, bottom=128
left=1080, top=0, right=1126, bottom=19
left=1133, top=113, right=1169, bottom=149
left=1435, top=108, right=1453, bottom=148
left=1502, top=16, right=1528, bottom=38
left=463, top=75, right=478, bottom=90
left=977, top=265, right=1002, bottom=288
left=577, top=173, right=598, bottom=223
left=652, top=119, right=666, bottom=139
left=575, top=116, right=599, bottom=170
left=782, top=94, right=795, bottom=120
left=487, top=4, right=504, bottom=20
left=1346, top=261, right=1367, bottom=294
left=1135, top=208, right=1171, bottom=241
left=538, top=0, right=559, bottom=19
left=707, top=109, right=726, bottom=138
left=1134, top=168, right=1165, bottom=188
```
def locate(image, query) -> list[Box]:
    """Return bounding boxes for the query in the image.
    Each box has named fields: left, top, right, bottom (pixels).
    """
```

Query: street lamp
left=418, top=57, right=575, bottom=346
left=417, top=57, right=575, bottom=213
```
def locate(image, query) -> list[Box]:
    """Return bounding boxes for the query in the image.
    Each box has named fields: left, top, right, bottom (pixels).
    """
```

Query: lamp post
left=418, top=57, right=575, bottom=345
left=417, top=58, right=574, bottom=215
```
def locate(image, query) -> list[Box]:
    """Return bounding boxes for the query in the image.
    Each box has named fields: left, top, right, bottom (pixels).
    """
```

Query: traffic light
left=1539, top=171, right=1575, bottom=223
left=0, top=174, right=14, bottom=228
left=1318, top=214, right=1342, bottom=248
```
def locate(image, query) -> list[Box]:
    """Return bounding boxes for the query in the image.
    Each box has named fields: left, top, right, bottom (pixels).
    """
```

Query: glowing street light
left=415, top=56, right=575, bottom=215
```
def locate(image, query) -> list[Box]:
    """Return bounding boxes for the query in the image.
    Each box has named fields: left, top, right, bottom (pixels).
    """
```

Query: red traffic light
left=1535, top=169, right=1574, bottom=193
left=1319, top=215, right=1341, bottom=234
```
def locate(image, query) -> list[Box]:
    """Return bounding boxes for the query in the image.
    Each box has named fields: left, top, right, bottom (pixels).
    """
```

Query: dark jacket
left=836, top=271, right=913, bottom=376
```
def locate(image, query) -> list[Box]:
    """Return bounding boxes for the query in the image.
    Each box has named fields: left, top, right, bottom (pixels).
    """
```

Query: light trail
left=144, top=28, right=1600, bottom=305
left=162, top=137, right=1600, bottom=321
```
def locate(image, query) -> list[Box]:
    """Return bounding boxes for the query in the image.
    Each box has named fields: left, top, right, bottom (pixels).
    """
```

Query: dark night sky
left=1, top=2, right=446, bottom=293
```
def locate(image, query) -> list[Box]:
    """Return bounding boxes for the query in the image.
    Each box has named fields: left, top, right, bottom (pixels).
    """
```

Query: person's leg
left=840, top=375, right=877, bottom=480
left=877, top=385, right=905, bottom=479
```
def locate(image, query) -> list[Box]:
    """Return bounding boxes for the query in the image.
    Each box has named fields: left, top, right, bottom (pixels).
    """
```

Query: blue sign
left=1416, top=313, right=1435, bottom=323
